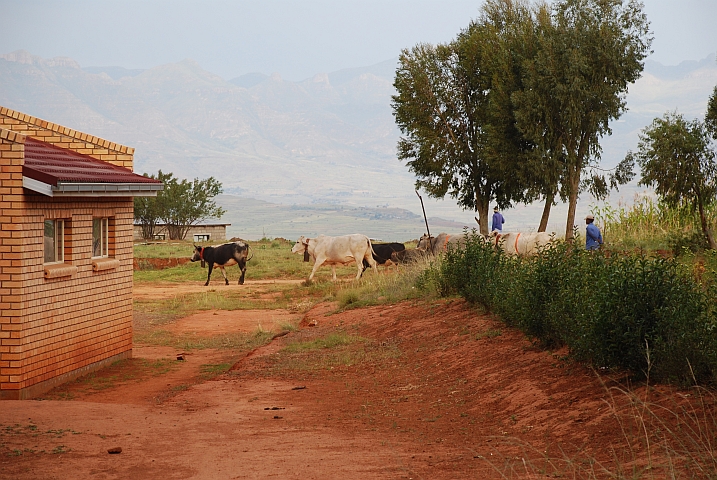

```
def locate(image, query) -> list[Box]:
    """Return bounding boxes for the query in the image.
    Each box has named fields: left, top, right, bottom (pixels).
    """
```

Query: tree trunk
left=141, top=222, right=155, bottom=240
left=565, top=166, right=581, bottom=242
left=167, top=225, right=182, bottom=240
left=538, top=191, right=555, bottom=233
left=698, top=200, right=717, bottom=250
left=476, top=197, right=490, bottom=236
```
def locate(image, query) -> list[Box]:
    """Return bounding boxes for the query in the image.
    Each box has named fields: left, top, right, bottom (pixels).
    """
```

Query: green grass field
left=133, top=237, right=437, bottom=332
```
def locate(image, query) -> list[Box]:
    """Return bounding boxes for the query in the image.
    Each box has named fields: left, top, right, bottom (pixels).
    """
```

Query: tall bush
left=438, top=232, right=717, bottom=384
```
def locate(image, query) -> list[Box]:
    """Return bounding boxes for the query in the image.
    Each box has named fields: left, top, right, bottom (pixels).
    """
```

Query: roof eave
left=23, top=178, right=164, bottom=197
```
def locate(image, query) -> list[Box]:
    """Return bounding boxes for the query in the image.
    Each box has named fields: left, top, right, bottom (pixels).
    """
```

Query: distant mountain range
left=1, top=49, right=716, bottom=236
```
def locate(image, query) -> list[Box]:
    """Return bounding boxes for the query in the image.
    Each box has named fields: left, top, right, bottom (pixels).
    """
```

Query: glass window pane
left=93, top=218, right=102, bottom=257
left=44, top=220, right=55, bottom=263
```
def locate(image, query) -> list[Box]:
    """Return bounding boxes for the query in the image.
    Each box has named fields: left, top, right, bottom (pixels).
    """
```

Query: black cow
left=390, top=248, right=429, bottom=265
left=190, top=241, right=250, bottom=286
left=362, top=242, right=406, bottom=273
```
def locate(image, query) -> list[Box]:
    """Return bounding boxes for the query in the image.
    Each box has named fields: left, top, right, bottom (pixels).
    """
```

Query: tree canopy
left=623, top=112, right=717, bottom=249
left=392, top=0, right=651, bottom=238
left=134, top=171, right=226, bottom=241
left=391, top=0, right=536, bottom=235
left=512, top=0, right=652, bottom=240
left=392, top=39, right=495, bottom=234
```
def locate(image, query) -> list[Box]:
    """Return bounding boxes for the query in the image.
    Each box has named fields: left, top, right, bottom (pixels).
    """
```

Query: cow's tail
left=246, top=244, right=254, bottom=261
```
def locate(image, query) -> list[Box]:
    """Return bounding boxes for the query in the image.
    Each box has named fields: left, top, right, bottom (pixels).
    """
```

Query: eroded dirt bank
left=1, top=299, right=699, bottom=479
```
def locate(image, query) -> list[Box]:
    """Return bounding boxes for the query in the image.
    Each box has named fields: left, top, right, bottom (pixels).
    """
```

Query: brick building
left=0, top=106, right=162, bottom=399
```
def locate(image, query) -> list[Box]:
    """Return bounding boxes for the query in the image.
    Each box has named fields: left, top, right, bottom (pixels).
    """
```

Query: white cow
left=292, top=234, right=377, bottom=281
left=489, top=231, right=556, bottom=255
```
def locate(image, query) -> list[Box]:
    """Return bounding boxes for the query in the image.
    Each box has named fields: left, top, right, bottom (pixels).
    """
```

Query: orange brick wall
left=0, top=129, right=26, bottom=397
left=0, top=106, right=134, bottom=169
left=0, top=108, right=137, bottom=399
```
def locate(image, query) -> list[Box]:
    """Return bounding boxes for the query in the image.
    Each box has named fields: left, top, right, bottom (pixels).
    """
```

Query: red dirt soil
left=1, top=298, right=709, bottom=479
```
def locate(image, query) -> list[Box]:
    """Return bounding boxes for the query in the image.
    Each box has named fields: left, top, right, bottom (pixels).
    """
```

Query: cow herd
left=190, top=230, right=558, bottom=285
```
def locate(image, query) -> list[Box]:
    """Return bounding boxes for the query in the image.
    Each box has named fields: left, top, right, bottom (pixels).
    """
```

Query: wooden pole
left=416, top=190, right=433, bottom=251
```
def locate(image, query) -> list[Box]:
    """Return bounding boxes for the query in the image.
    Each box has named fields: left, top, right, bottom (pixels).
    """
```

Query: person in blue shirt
left=491, top=206, right=505, bottom=232
left=585, top=214, right=603, bottom=250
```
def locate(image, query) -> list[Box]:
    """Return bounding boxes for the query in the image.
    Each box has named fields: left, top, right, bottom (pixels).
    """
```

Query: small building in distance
left=0, top=106, right=163, bottom=399
left=133, top=223, right=230, bottom=243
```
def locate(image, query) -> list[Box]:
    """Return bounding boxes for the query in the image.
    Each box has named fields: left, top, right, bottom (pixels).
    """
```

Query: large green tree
left=512, top=0, right=651, bottom=241
left=473, top=0, right=546, bottom=225
left=392, top=1, right=534, bottom=235
left=134, top=171, right=173, bottom=240
left=392, top=40, right=495, bottom=234
left=160, top=175, right=226, bottom=240
left=623, top=112, right=717, bottom=249
left=134, top=171, right=226, bottom=241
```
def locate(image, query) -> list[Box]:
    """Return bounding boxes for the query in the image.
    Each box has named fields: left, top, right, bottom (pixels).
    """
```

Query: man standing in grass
left=491, top=206, right=505, bottom=233
left=585, top=214, right=603, bottom=250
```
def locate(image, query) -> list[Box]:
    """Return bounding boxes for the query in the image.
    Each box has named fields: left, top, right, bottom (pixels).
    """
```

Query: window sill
left=92, top=257, right=120, bottom=272
left=44, top=263, right=78, bottom=279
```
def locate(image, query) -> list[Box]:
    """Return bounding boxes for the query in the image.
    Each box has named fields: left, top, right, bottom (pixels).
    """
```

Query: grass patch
left=476, top=329, right=502, bottom=340
left=199, top=363, right=232, bottom=380
left=134, top=241, right=196, bottom=259
left=255, top=331, right=402, bottom=375
left=134, top=329, right=276, bottom=351
left=332, top=255, right=444, bottom=311
left=592, top=196, right=717, bottom=254
left=284, top=332, right=364, bottom=352
left=133, top=283, right=316, bottom=331
left=133, top=238, right=364, bottom=283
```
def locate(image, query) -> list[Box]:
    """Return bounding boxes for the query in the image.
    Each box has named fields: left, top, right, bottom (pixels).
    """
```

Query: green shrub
left=437, top=231, right=717, bottom=384
left=668, top=229, right=710, bottom=255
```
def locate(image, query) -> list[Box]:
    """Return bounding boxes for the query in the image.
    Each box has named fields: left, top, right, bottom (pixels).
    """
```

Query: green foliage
left=622, top=112, right=717, bottom=248
left=667, top=230, right=710, bottom=255
left=134, top=170, right=226, bottom=240
left=513, top=0, right=652, bottom=240
left=707, top=85, right=717, bottom=139
left=134, top=171, right=173, bottom=240
left=438, top=232, right=717, bottom=384
left=392, top=0, right=651, bottom=238
left=592, top=196, right=717, bottom=254
left=392, top=36, right=496, bottom=233
left=160, top=174, right=226, bottom=240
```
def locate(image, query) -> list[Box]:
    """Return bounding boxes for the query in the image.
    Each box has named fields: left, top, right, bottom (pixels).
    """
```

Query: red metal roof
left=22, top=137, right=161, bottom=186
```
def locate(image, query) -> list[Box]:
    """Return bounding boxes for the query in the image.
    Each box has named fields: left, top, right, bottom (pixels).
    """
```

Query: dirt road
left=1, top=296, right=704, bottom=478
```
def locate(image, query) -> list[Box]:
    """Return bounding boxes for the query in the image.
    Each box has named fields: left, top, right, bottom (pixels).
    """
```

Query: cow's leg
left=238, top=260, right=246, bottom=285
left=364, top=251, right=378, bottom=277
left=308, top=257, right=324, bottom=281
left=219, top=266, right=229, bottom=285
left=205, top=264, right=213, bottom=286
left=354, top=261, right=362, bottom=280
left=333, top=265, right=338, bottom=281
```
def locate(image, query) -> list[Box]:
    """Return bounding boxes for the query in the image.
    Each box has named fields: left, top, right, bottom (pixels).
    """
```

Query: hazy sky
left=1, top=0, right=716, bottom=81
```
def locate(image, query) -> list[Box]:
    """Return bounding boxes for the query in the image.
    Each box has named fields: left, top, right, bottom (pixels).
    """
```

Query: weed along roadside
left=3, top=237, right=717, bottom=478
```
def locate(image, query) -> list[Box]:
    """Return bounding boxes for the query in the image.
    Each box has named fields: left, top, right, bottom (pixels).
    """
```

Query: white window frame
left=92, top=217, right=109, bottom=258
left=43, top=219, right=65, bottom=264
